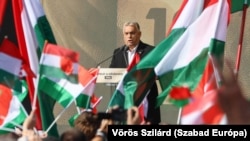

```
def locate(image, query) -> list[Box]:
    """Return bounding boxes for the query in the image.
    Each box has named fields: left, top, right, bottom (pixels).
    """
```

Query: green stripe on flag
left=0, top=69, right=20, bottom=85
left=75, top=94, right=91, bottom=108
left=39, top=65, right=78, bottom=83
left=156, top=48, right=209, bottom=107
left=0, top=109, right=26, bottom=134
left=39, top=76, right=75, bottom=107
left=231, top=0, right=250, bottom=13
left=108, top=90, right=125, bottom=108
left=35, top=16, right=56, bottom=52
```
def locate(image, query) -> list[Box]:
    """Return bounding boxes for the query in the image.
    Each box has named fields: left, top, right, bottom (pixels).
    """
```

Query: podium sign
left=96, top=68, right=126, bottom=83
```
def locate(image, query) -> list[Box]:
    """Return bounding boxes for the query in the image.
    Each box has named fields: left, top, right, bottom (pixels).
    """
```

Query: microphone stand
left=95, top=46, right=127, bottom=68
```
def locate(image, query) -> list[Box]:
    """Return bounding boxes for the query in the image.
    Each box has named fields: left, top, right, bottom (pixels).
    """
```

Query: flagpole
left=176, top=107, right=182, bottom=124
left=92, top=96, right=103, bottom=108
left=234, top=1, right=248, bottom=79
left=45, top=99, right=75, bottom=134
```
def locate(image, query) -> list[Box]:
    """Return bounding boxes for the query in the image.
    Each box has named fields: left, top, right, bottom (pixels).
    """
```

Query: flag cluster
left=0, top=0, right=249, bottom=137
left=107, top=0, right=242, bottom=125
left=0, top=0, right=100, bottom=137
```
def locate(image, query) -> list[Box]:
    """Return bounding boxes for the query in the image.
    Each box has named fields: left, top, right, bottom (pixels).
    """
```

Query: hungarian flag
left=39, top=42, right=80, bottom=106
left=39, top=42, right=79, bottom=83
left=0, top=37, right=29, bottom=97
left=115, top=0, right=230, bottom=116
left=0, top=38, right=24, bottom=85
left=0, top=83, right=28, bottom=134
left=181, top=57, right=226, bottom=124
left=39, top=65, right=98, bottom=129
left=38, top=65, right=97, bottom=108
left=9, top=0, right=56, bottom=136
left=75, top=67, right=99, bottom=109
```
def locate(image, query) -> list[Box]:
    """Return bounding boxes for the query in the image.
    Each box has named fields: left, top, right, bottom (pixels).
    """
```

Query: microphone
left=95, top=46, right=126, bottom=68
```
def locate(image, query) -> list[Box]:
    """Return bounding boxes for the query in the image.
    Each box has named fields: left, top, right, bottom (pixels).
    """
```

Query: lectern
left=96, top=68, right=126, bottom=94
left=96, top=68, right=126, bottom=83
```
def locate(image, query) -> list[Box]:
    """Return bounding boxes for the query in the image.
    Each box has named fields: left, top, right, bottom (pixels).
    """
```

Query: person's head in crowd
left=0, top=132, right=19, bottom=141
left=60, top=128, right=86, bottom=141
left=73, top=111, right=101, bottom=141
left=42, top=135, right=60, bottom=141
left=122, top=21, right=141, bottom=50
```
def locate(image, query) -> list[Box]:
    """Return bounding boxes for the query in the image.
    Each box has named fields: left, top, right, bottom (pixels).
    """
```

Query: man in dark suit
left=109, top=21, right=161, bottom=124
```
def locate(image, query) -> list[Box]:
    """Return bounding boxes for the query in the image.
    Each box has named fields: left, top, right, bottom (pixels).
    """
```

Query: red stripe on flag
left=0, top=38, right=22, bottom=59
left=0, top=84, right=13, bottom=125
left=43, top=43, right=79, bottom=62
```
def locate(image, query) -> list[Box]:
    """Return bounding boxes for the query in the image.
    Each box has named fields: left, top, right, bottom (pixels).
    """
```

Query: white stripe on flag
left=48, top=77, right=84, bottom=98
left=1, top=96, right=22, bottom=127
left=0, top=53, right=22, bottom=76
left=155, top=1, right=228, bottom=75
left=23, top=0, right=45, bottom=27
left=40, top=54, right=78, bottom=74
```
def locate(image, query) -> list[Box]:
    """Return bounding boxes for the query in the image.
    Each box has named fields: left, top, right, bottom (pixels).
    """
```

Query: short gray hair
left=123, top=21, right=140, bottom=31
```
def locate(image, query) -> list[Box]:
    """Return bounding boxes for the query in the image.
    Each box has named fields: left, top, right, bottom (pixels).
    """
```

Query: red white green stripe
left=39, top=43, right=79, bottom=82
left=75, top=67, right=99, bottom=108
left=0, top=45, right=22, bottom=77
left=181, top=58, right=226, bottom=124
left=120, top=0, right=230, bottom=111
left=0, top=38, right=24, bottom=85
left=11, top=0, right=57, bottom=136
left=0, top=84, right=27, bottom=134
left=39, top=65, right=97, bottom=108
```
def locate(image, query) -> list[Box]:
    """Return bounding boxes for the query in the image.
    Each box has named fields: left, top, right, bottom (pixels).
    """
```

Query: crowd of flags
left=0, top=0, right=249, bottom=138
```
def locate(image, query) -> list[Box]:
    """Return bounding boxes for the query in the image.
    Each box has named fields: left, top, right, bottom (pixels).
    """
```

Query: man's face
left=123, top=25, right=141, bottom=49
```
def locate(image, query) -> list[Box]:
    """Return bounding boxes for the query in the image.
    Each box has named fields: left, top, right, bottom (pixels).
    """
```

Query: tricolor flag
left=181, top=56, right=226, bottom=124
left=114, top=0, right=230, bottom=125
left=0, top=38, right=24, bottom=85
left=39, top=43, right=80, bottom=106
left=75, top=67, right=99, bottom=110
left=0, top=84, right=27, bottom=134
left=39, top=65, right=98, bottom=130
left=0, top=38, right=30, bottom=98
left=38, top=65, right=97, bottom=108
left=11, top=0, right=57, bottom=135
left=39, top=42, right=79, bottom=83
